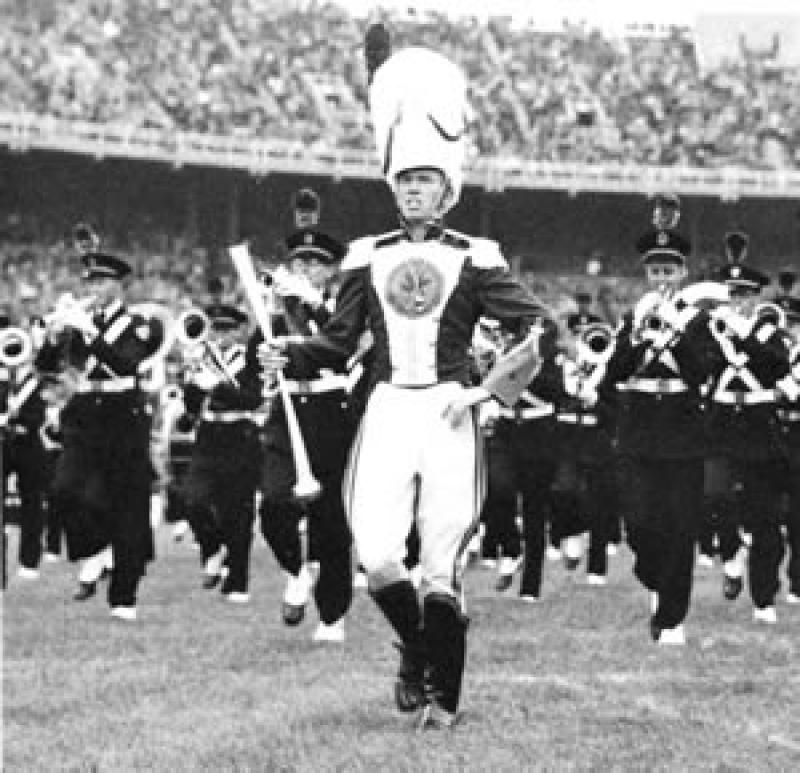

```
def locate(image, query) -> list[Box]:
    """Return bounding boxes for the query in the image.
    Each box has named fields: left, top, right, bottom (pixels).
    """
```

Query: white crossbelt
left=201, top=409, right=256, bottom=423
left=283, top=375, right=350, bottom=395
left=713, top=389, right=779, bottom=406
left=617, top=377, right=688, bottom=394
left=76, top=377, right=137, bottom=393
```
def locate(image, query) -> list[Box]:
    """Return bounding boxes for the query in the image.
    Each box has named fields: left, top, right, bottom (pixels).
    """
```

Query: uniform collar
left=397, top=217, right=445, bottom=242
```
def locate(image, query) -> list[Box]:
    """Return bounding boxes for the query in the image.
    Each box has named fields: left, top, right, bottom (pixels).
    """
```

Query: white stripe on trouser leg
left=347, top=383, right=477, bottom=595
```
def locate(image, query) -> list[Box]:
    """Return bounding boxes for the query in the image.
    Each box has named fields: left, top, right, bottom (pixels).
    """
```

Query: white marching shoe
left=223, top=591, right=251, bottom=604
left=282, top=564, right=313, bottom=626
left=586, top=573, right=607, bottom=586
left=753, top=606, right=777, bottom=624
left=110, top=606, right=137, bottom=622
left=786, top=592, right=800, bottom=605
left=312, top=617, right=346, bottom=643
left=657, top=624, right=686, bottom=646
left=17, top=567, right=40, bottom=580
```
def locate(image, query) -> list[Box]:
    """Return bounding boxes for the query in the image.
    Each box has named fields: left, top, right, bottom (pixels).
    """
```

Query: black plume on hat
left=365, top=23, right=392, bottom=84
left=776, top=295, right=800, bottom=322
left=293, top=188, right=320, bottom=214
left=724, top=230, right=749, bottom=263
left=777, top=265, right=797, bottom=292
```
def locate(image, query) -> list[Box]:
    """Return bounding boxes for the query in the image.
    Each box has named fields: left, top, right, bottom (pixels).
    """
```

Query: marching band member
left=0, top=314, right=54, bottom=581
left=705, top=234, right=797, bottom=624
left=252, top=229, right=356, bottom=643
left=35, top=250, right=164, bottom=621
left=258, top=33, right=555, bottom=728
left=181, top=304, right=264, bottom=603
left=775, top=296, right=800, bottom=603
left=479, top=329, right=562, bottom=601
left=554, top=314, right=619, bottom=585
left=600, top=225, right=716, bottom=645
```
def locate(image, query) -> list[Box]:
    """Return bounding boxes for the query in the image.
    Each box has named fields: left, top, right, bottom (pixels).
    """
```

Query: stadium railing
left=2, top=111, right=799, bottom=201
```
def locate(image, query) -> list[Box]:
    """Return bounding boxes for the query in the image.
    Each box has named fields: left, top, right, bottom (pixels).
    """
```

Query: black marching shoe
left=393, top=641, right=427, bottom=712
left=723, top=574, right=743, bottom=601
left=73, top=581, right=97, bottom=601
left=420, top=594, right=468, bottom=730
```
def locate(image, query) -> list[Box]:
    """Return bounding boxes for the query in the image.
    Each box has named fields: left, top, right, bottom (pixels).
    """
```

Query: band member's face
left=644, top=261, right=686, bottom=292
left=394, top=168, right=448, bottom=223
left=211, top=326, right=240, bottom=348
left=86, top=277, right=120, bottom=306
left=729, top=287, right=759, bottom=315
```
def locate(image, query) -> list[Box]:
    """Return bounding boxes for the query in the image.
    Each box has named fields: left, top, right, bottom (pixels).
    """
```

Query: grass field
left=3, top=524, right=800, bottom=772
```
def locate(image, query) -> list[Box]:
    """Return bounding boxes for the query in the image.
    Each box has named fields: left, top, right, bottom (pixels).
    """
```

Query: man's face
left=644, top=260, right=686, bottom=293
left=394, top=168, right=448, bottom=223
left=290, top=255, right=334, bottom=291
left=729, top=286, right=760, bottom=316
left=85, top=277, right=121, bottom=307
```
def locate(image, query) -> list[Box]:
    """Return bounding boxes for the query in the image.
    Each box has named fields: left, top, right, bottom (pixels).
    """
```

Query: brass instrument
left=578, top=322, right=615, bottom=365
left=753, top=302, right=787, bottom=330
left=174, top=307, right=237, bottom=386
left=230, top=243, right=322, bottom=503
left=129, top=302, right=177, bottom=376
left=0, top=327, right=33, bottom=368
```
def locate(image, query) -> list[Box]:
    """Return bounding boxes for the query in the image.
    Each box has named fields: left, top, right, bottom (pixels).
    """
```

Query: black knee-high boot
left=423, top=593, right=469, bottom=715
left=371, top=580, right=426, bottom=711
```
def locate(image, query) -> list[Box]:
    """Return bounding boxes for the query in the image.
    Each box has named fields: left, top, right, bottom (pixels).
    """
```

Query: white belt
left=202, top=410, right=255, bottom=423
left=713, top=390, right=778, bottom=406
left=557, top=413, right=599, bottom=426
left=283, top=375, right=350, bottom=395
left=76, top=377, right=137, bottom=393
left=618, top=378, right=688, bottom=395
left=777, top=409, right=800, bottom=422
left=498, top=405, right=554, bottom=421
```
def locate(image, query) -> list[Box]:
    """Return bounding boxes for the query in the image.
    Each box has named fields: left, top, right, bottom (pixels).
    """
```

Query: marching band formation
left=2, top=30, right=800, bottom=731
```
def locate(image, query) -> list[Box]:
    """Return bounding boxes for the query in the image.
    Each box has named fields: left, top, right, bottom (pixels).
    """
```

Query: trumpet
left=578, top=322, right=615, bottom=364
left=0, top=326, right=33, bottom=368
left=753, top=302, right=787, bottom=330
left=175, top=307, right=237, bottom=386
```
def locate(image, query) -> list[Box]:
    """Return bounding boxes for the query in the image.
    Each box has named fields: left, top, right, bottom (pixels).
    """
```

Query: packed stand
left=2, top=1, right=798, bottom=169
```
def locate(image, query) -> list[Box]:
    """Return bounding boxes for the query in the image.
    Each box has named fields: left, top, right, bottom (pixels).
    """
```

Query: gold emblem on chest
left=384, top=258, right=445, bottom=319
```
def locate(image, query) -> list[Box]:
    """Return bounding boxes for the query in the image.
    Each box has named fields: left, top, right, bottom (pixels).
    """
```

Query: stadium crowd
left=2, top=0, right=798, bottom=169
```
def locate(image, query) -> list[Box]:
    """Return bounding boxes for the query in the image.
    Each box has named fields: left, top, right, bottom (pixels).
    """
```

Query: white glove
left=441, top=384, right=490, bottom=429
left=271, top=267, right=324, bottom=308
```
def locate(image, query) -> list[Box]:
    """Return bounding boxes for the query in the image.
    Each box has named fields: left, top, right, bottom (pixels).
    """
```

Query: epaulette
left=442, top=229, right=471, bottom=250
left=340, top=235, right=380, bottom=271
left=463, top=235, right=507, bottom=270
left=374, top=230, right=406, bottom=249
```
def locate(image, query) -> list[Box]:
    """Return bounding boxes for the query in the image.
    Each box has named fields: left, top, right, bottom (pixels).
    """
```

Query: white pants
left=345, top=383, right=484, bottom=598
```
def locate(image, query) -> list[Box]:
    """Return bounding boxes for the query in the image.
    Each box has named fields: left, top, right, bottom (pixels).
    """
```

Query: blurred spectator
left=1, top=1, right=797, bottom=169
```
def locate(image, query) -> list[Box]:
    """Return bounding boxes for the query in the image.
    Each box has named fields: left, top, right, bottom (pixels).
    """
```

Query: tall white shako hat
left=369, top=44, right=470, bottom=215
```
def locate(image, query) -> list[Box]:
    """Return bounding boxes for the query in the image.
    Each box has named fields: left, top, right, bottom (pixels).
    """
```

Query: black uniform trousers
left=3, top=426, right=49, bottom=570
left=55, top=392, right=155, bottom=607
left=482, top=418, right=558, bottom=597
left=183, top=420, right=262, bottom=593
left=730, top=459, right=787, bottom=609
left=622, top=455, right=705, bottom=631
left=260, top=390, right=353, bottom=625
left=699, top=456, right=741, bottom=562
